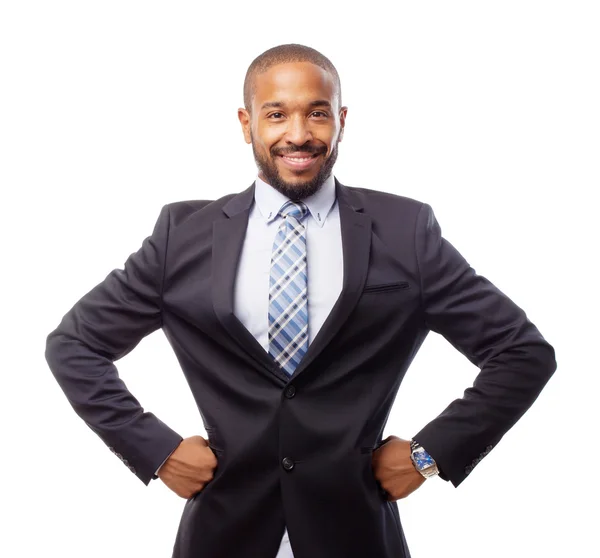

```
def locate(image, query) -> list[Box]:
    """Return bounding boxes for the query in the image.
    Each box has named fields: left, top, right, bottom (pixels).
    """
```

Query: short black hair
left=243, top=43, right=342, bottom=114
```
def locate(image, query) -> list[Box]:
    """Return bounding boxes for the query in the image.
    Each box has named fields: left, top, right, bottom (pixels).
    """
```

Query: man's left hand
left=371, top=435, right=426, bottom=501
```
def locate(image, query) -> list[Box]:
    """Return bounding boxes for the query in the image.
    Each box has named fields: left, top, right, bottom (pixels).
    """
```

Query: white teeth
left=283, top=156, right=312, bottom=162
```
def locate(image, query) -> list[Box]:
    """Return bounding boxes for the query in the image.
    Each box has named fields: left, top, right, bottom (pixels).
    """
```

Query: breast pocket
left=350, top=279, right=418, bottom=340
left=361, top=281, right=410, bottom=294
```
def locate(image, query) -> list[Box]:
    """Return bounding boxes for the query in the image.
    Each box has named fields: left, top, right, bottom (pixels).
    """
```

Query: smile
left=278, top=152, right=322, bottom=171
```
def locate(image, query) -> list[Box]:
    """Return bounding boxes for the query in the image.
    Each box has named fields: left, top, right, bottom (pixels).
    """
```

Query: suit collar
left=221, top=175, right=364, bottom=218
left=253, top=174, right=336, bottom=228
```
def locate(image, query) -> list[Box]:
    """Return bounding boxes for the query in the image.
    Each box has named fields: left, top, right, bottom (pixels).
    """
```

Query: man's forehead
left=253, top=62, right=337, bottom=105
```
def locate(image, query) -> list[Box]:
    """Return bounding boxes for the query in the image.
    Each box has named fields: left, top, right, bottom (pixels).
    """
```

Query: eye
left=268, top=112, right=285, bottom=119
left=311, top=111, right=328, bottom=118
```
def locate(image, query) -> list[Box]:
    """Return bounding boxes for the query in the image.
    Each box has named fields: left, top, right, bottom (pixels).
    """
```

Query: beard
left=251, top=132, right=340, bottom=200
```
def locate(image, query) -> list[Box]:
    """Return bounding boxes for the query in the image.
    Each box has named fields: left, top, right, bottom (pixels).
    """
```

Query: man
left=45, top=43, right=557, bottom=558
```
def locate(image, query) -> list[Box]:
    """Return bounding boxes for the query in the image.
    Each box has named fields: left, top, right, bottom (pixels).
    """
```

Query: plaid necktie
left=268, top=200, right=309, bottom=376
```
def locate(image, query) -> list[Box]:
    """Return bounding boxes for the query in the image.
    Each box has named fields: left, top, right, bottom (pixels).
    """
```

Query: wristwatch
left=409, top=439, right=439, bottom=478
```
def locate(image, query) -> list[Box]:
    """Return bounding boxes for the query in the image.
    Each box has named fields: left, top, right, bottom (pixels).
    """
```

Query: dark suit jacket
left=45, top=177, right=557, bottom=558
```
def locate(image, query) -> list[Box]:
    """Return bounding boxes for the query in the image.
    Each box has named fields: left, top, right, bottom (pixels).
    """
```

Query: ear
left=238, top=108, right=252, bottom=144
left=338, top=106, right=348, bottom=142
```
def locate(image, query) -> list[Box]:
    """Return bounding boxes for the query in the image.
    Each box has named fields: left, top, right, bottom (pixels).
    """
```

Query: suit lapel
left=211, top=177, right=372, bottom=384
left=212, top=182, right=290, bottom=383
left=290, top=178, right=372, bottom=381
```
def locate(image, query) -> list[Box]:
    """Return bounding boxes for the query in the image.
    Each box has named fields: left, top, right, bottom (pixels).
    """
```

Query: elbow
left=45, top=323, right=76, bottom=383
left=529, top=339, right=557, bottom=397
left=45, top=328, right=64, bottom=380
left=540, top=338, right=557, bottom=381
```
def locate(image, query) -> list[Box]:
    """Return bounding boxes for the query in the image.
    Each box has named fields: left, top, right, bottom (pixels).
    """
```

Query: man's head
left=238, top=44, right=347, bottom=200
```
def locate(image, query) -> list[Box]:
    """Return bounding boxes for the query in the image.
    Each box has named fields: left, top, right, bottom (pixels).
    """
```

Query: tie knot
left=279, top=200, right=308, bottom=221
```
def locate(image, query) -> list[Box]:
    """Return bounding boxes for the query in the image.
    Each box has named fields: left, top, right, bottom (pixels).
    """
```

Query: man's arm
left=45, top=204, right=183, bottom=486
left=411, top=202, right=557, bottom=487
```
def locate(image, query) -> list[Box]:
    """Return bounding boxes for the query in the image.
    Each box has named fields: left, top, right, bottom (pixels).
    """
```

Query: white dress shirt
left=233, top=173, right=343, bottom=557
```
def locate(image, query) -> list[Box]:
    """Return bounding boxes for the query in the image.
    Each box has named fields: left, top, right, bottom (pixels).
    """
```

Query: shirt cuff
left=154, top=446, right=178, bottom=476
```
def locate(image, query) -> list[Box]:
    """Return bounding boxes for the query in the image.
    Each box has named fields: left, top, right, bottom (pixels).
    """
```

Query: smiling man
left=45, top=44, right=557, bottom=558
left=238, top=56, right=345, bottom=201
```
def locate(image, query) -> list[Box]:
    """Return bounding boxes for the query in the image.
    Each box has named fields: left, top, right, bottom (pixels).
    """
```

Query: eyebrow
left=260, top=100, right=332, bottom=111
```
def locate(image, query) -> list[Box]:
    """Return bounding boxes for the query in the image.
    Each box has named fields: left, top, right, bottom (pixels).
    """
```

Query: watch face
left=413, top=449, right=435, bottom=470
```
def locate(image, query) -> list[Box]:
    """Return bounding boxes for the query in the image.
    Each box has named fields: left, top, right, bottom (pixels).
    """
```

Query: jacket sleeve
left=45, top=204, right=183, bottom=486
left=412, top=202, right=557, bottom=487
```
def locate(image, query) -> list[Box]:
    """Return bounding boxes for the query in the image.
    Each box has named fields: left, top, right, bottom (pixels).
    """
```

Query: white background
left=1, top=1, right=598, bottom=557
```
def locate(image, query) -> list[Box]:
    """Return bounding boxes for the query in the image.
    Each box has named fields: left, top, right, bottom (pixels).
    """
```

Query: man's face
left=238, top=61, right=347, bottom=200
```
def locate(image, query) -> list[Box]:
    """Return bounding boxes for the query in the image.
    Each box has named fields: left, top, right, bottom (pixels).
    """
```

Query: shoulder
left=163, top=194, right=238, bottom=227
left=339, top=182, right=429, bottom=221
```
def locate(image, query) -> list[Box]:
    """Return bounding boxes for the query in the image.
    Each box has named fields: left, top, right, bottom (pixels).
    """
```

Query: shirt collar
left=254, top=173, right=336, bottom=228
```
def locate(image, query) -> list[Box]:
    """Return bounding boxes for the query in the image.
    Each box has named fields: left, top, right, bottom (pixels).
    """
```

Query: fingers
left=162, top=435, right=220, bottom=500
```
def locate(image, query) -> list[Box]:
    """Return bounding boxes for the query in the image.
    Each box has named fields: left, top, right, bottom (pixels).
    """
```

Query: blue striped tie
left=268, top=200, right=309, bottom=376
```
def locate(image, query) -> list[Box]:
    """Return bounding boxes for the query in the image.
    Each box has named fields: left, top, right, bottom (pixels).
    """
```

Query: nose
left=284, top=115, right=313, bottom=146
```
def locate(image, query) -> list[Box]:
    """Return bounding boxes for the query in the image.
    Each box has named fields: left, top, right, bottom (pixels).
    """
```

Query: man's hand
left=158, top=435, right=219, bottom=499
left=371, top=435, right=426, bottom=501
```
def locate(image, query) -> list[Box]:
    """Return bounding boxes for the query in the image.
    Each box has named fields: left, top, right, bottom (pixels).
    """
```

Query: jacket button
left=284, top=385, right=296, bottom=398
left=282, top=457, right=295, bottom=471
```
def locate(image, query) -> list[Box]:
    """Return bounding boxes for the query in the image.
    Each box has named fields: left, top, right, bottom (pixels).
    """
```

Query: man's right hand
left=157, top=435, right=219, bottom=499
